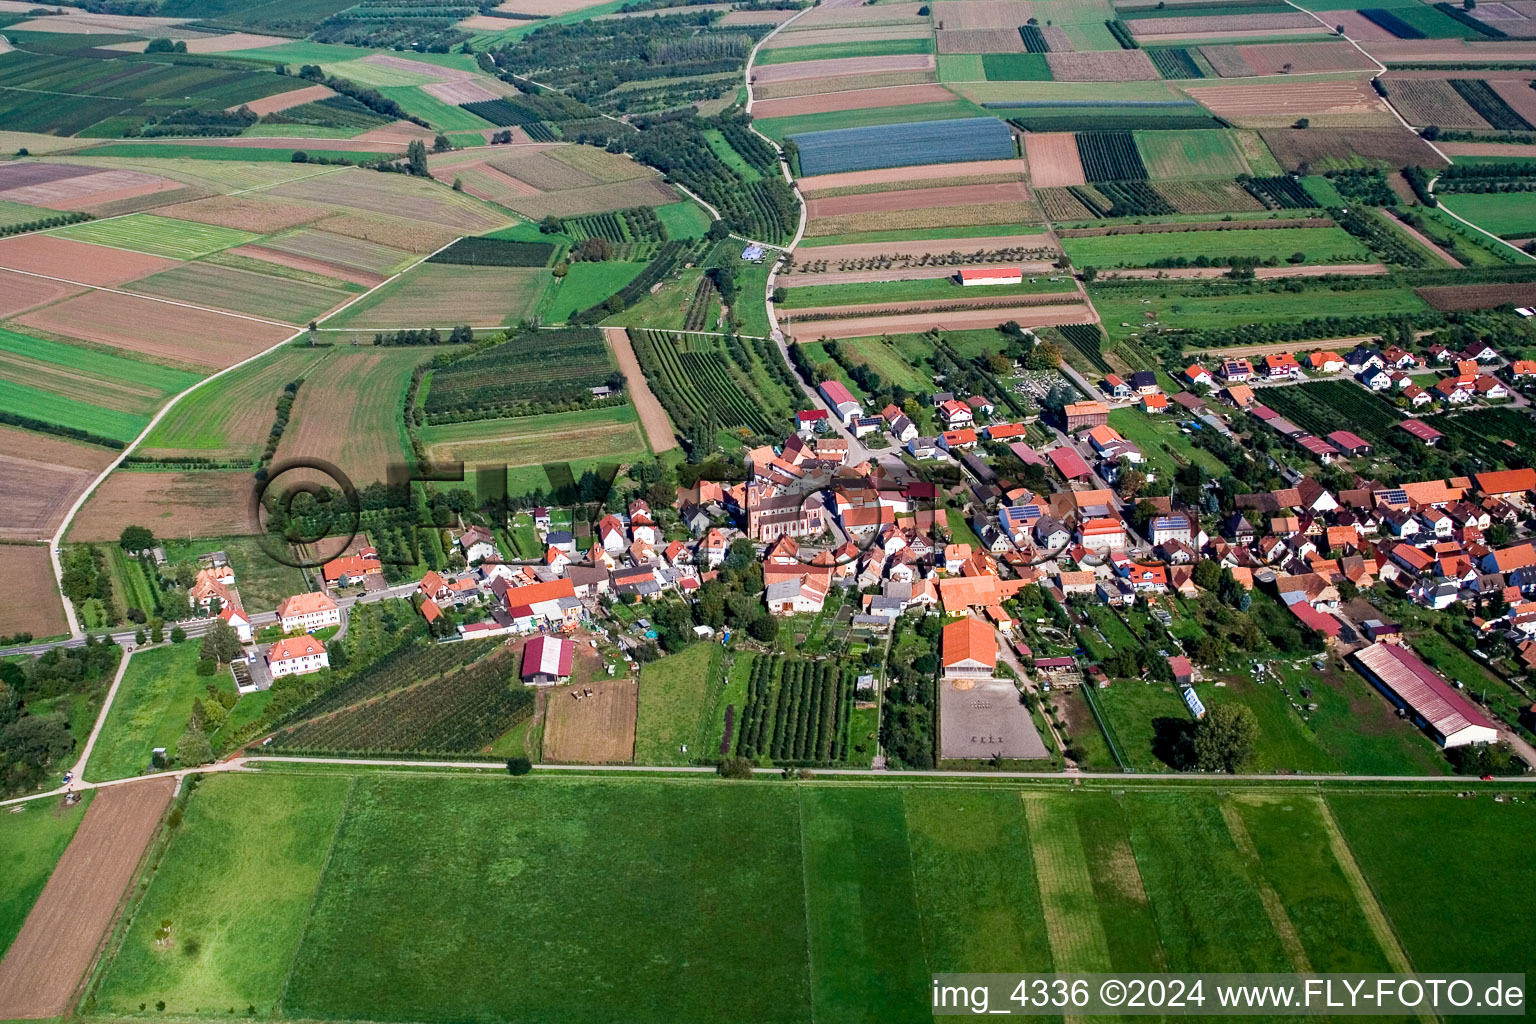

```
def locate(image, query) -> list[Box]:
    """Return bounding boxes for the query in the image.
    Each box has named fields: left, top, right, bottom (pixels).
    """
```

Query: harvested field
left=432, top=163, right=544, bottom=206
left=797, top=157, right=1024, bottom=192
left=1416, top=282, right=1536, bottom=310
left=0, top=780, right=175, bottom=1019
left=0, top=545, right=67, bottom=635
left=792, top=291, right=1079, bottom=318
left=423, top=79, right=502, bottom=105
left=1188, top=80, right=1396, bottom=126
left=785, top=232, right=1056, bottom=270
left=259, top=227, right=415, bottom=277
left=1258, top=127, right=1448, bottom=170
left=4, top=11, right=191, bottom=32
left=1036, top=186, right=1096, bottom=220
left=359, top=53, right=476, bottom=82
left=267, top=170, right=511, bottom=233
left=17, top=292, right=294, bottom=370
left=502, top=179, right=679, bottom=219
left=274, top=349, right=434, bottom=485
left=1238, top=42, right=1378, bottom=75
left=752, top=53, right=937, bottom=85
left=240, top=84, right=336, bottom=116
left=0, top=164, right=96, bottom=193
left=805, top=199, right=1039, bottom=236
left=765, top=24, right=932, bottom=49
left=70, top=470, right=260, bottom=542
left=1128, top=12, right=1316, bottom=37
left=1491, top=79, right=1536, bottom=127
left=719, top=8, right=797, bottom=24
left=1318, top=9, right=1398, bottom=42
left=325, top=264, right=547, bottom=329
left=312, top=214, right=460, bottom=255
left=794, top=0, right=927, bottom=27
left=1382, top=78, right=1488, bottom=129
left=754, top=71, right=938, bottom=100
left=0, top=167, right=172, bottom=209
left=604, top=327, right=677, bottom=453
left=1441, top=141, right=1536, bottom=157
left=1045, top=50, right=1159, bottom=82
left=808, top=181, right=1031, bottom=219
left=1041, top=26, right=1073, bottom=51
left=496, top=0, right=614, bottom=14
left=0, top=428, right=110, bottom=539
left=546, top=145, right=656, bottom=183
left=156, top=195, right=327, bottom=233
left=355, top=121, right=437, bottom=145
left=1363, top=39, right=1536, bottom=61
left=129, top=262, right=351, bottom=324
left=751, top=83, right=956, bottom=119
left=0, top=235, right=177, bottom=287
left=0, top=270, right=85, bottom=319
left=933, top=0, right=1031, bottom=30
left=420, top=407, right=646, bottom=468
left=132, top=136, right=410, bottom=154
left=1025, top=132, right=1087, bottom=187
left=787, top=302, right=1092, bottom=339
left=1153, top=179, right=1266, bottom=212
left=937, top=29, right=1027, bottom=53
left=542, top=676, right=639, bottom=763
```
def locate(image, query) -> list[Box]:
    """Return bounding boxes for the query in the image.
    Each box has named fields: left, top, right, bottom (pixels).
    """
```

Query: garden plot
left=325, top=264, right=548, bottom=329
left=791, top=116, right=1014, bottom=176
left=0, top=234, right=177, bottom=286
left=1045, top=50, right=1159, bottom=82
left=543, top=677, right=639, bottom=763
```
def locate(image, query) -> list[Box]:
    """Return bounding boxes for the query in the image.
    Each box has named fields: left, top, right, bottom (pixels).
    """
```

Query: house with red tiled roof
left=267, top=634, right=328, bottom=677
left=1305, top=350, right=1345, bottom=373
left=276, top=591, right=340, bottom=633
left=1141, top=392, right=1169, bottom=413
left=322, top=548, right=382, bottom=588
left=942, top=616, right=997, bottom=677
left=1183, top=364, right=1214, bottom=387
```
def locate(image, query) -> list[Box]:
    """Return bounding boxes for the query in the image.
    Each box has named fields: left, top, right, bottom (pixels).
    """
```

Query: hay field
left=253, top=227, right=417, bottom=277
left=141, top=347, right=335, bottom=463
left=0, top=427, right=114, bottom=540
left=1045, top=50, right=1159, bottom=81
left=1187, top=79, right=1397, bottom=127
left=48, top=215, right=258, bottom=260
left=542, top=677, right=639, bottom=763
left=312, top=213, right=462, bottom=254
left=419, top=405, right=647, bottom=468
left=68, top=470, right=259, bottom=542
left=129, top=262, right=353, bottom=324
left=155, top=195, right=329, bottom=233
left=0, top=545, right=67, bottom=637
left=501, top=179, right=680, bottom=219
left=324, top=264, right=549, bottom=329
left=1025, top=132, right=1086, bottom=187
left=273, top=348, right=442, bottom=486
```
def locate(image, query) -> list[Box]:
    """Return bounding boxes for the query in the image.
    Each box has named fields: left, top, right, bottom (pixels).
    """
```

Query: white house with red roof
left=521, top=634, right=574, bottom=685
left=267, top=635, right=329, bottom=677
left=959, top=267, right=1022, bottom=286
left=817, top=380, right=862, bottom=425
left=219, top=605, right=252, bottom=644
left=276, top=591, right=340, bottom=633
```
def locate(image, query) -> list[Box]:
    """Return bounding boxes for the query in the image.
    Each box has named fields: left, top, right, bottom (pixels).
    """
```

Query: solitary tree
left=200, top=618, right=242, bottom=664
left=1194, top=704, right=1259, bottom=773
left=506, top=756, right=532, bottom=775
left=119, top=525, right=154, bottom=554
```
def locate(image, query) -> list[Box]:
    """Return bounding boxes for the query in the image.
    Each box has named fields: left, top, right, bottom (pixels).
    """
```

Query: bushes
left=1053, top=323, right=1112, bottom=374
left=1332, top=205, right=1431, bottom=267
left=1241, top=175, right=1315, bottom=210
left=1327, top=168, right=1398, bottom=207
left=1147, top=46, right=1203, bottom=79
left=1449, top=78, right=1531, bottom=131
left=1019, top=24, right=1050, bottom=52
left=630, top=328, right=775, bottom=435
left=1106, top=18, right=1139, bottom=48
left=1358, top=7, right=1425, bottom=38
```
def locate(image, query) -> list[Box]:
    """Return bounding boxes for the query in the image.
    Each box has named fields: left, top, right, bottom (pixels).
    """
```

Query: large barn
left=522, top=635, right=574, bottom=686
left=942, top=617, right=997, bottom=679
left=1351, top=642, right=1499, bottom=749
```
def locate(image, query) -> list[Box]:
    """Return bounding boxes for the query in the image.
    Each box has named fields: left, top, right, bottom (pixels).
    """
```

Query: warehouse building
left=1351, top=642, right=1499, bottom=748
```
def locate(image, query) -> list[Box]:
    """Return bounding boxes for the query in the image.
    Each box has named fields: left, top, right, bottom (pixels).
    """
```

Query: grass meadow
left=1090, top=282, right=1429, bottom=344
left=779, top=275, right=1075, bottom=309
left=418, top=404, right=648, bottom=470
left=85, top=772, right=1536, bottom=1022
left=544, top=261, right=647, bottom=323
left=1060, top=226, right=1369, bottom=268
left=634, top=642, right=721, bottom=764
left=1439, top=192, right=1536, bottom=240
left=0, top=791, right=92, bottom=958
left=85, top=642, right=236, bottom=782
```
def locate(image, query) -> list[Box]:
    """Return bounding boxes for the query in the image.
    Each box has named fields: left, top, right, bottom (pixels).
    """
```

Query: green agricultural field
left=656, top=200, right=713, bottom=239
left=779, top=274, right=1076, bottom=309
left=419, top=405, right=648, bottom=470
left=544, top=261, right=647, bottom=323
left=94, top=773, right=353, bottom=1016
left=1439, top=192, right=1536, bottom=239
left=1272, top=662, right=1448, bottom=776
left=798, top=222, right=1043, bottom=248
left=85, top=642, right=236, bottom=782
left=50, top=214, right=259, bottom=260
left=1134, top=130, right=1249, bottom=180
left=0, top=378, right=145, bottom=443
left=88, top=771, right=1536, bottom=1023
left=140, top=347, right=329, bottom=461
left=981, top=53, right=1053, bottom=82
left=130, top=261, right=353, bottom=324
left=755, top=37, right=934, bottom=67
left=0, top=791, right=92, bottom=958
left=1090, top=283, right=1429, bottom=344
left=702, top=128, right=760, bottom=182
left=838, top=335, right=933, bottom=393
left=377, top=86, right=497, bottom=130
left=938, top=53, right=985, bottom=83
left=1061, top=226, right=1369, bottom=268
left=756, top=99, right=985, bottom=142
left=634, top=642, right=721, bottom=764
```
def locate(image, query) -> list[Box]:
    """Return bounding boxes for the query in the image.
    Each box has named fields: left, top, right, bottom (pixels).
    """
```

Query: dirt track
left=0, top=780, right=174, bottom=1018
left=604, top=328, right=678, bottom=453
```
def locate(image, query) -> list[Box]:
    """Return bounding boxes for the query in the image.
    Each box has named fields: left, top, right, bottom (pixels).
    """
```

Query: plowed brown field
left=0, top=269, right=85, bottom=318
left=937, top=28, right=1026, bottom=53
left=752, top=53, right=935, bottom=84
left=0, top=780, right=175, bottom=1018
left=157, top=195, right=327, bottom=233
left=1231, top=42, right=1378, bottom=75
left=70, top=470, right=259, bottom=541
left=543, top=676, right=638, bottom=763
left=788, top=302, right=1092, bottom=340
left=753, top=83, right=955, bottom=118
left=935, top=0, right=1031, bottom=30
left=0, top=545, right=69, bottom=634
left=240, top=84, right=334, bottom=115
left=808, top=181, right=1031, bottom=218
left=1128, top=11, right=1314, bottom=36
left=1188, top=79, right=1395, bottom=126
left=797, top=157, right=1025, bottom=192
left=1318, top=9, right=1397, bottom=41
left=1045, top=50, right=1158, bottom=82
left=1025, top=132, right=1086, bottom=187
left=0, top=235, right=177, bottom=287
left=17, top=291, right=294, bottom=369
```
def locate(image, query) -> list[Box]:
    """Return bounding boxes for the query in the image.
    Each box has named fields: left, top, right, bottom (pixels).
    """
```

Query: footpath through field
left=602, top=327, right=678, bottom=453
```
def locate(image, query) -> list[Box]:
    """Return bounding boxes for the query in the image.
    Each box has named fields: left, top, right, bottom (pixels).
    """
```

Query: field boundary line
left=1218, top=798, right=1313, bottom=973
left=0, top=266, right=300, bottom=328
left=1314, top=792, right=1438, bottom=1023
left=276, top=773, right=359, bottom=1015
left=795, top=787, right=818, bottom=1024
left=46, top=234, right=462, bottom=639
left=896, top=790, right=935, bottom=987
